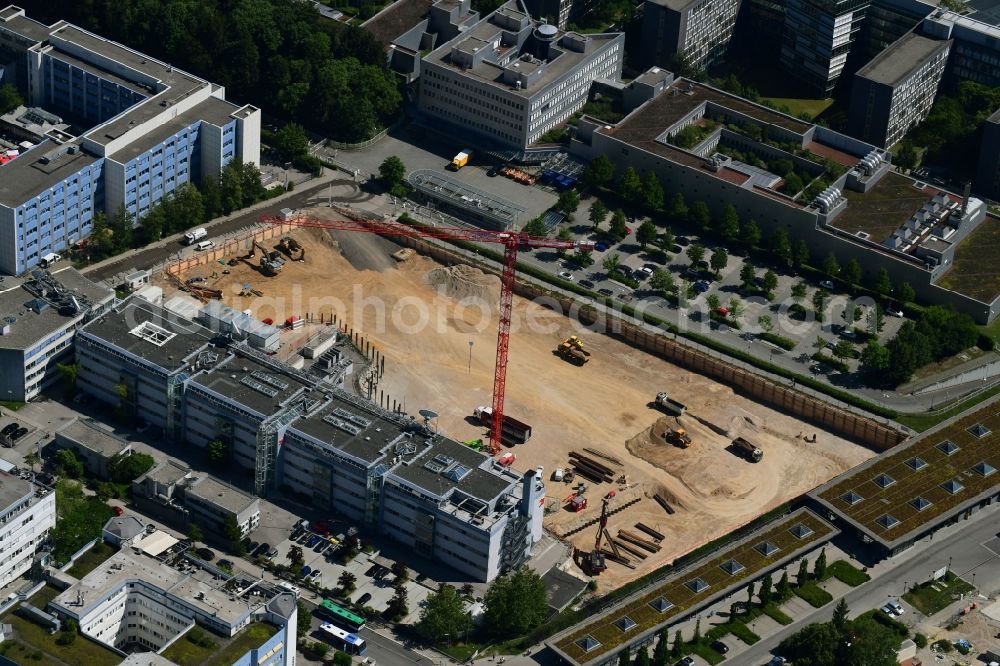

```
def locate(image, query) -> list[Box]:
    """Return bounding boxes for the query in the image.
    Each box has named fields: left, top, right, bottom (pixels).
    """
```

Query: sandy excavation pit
left=160, top=209, right=876, bottom=590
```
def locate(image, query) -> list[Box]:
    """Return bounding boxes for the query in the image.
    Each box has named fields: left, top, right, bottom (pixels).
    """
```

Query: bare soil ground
left=161, top=209, right=876, bottom=591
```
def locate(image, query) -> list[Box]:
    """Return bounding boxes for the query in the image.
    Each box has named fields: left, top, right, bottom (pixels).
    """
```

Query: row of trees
left=417, top=566, right=547, bottom=644
left=33, top=0, right=401, bottom=142
left=779, top=598, right=901, bottom=666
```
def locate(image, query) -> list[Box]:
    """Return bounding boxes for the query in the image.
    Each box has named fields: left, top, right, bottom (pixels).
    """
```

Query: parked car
left=579, top=279, right=595, bottom=288
left=709, top=640, right=729, bottom=654
left=886, top=307, right=904, bottom=317
left=218, top=559, right=234, bottom=569
left=767, top=657, right=787, bottom=666
left=598, top=288, right=614, bottom=297
left=694, top=281, right=711, bottom=293
left=300, top=565, right=312, bottom=578
left=881, top=600, right=904, bottom=616
left=308, top=569, right=322, bottom=581
left=676, top=236, right=690, bottom=246
left=9, top=427, right=27, bottom=442
left=316, top=540, right=329, bottom=553
left=196, top=548, right=215, bottom=561
left=253, top=543, right=270, bottom=557
left=0, top=424, right=17, bottom=437
left=594, top=241, right=610, bottom=252
left=356, top=592, right=372, bottom=605
left=671, top=658, right=694, bottom=666
left=558, top=271, right=574, bottom=281
left=266, top=547, right=278, bottom=558
left=618, top=265, right=633, bottom=277
left=819, top=280, right=835, bottom=290
left=306, top=535, right=320, bottom=548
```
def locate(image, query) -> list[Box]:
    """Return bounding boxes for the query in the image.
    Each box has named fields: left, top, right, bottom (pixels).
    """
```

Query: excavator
left=665, top=426, right=691, bottom=448
left=575, top=491, right=619, bottom=575
left=556, top=335, right=591, bottom=365
left=247, top=239, right=285, bottom=276
left=278, top=236, right=305, bottom=261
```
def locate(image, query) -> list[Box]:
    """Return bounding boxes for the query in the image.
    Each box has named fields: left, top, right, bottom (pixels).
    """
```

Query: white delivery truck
left=184, top=227, right=208, bottom=245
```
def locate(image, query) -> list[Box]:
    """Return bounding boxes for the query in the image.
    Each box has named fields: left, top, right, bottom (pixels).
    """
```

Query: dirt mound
left=426, top=264, right=501, bottom=306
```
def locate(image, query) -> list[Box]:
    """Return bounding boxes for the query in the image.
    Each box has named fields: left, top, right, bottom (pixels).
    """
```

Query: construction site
left=155, top=207, right=877, bottom=591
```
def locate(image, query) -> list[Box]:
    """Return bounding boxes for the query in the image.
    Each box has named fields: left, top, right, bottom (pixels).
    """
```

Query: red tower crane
left=260, top=210, right=592, bottom=455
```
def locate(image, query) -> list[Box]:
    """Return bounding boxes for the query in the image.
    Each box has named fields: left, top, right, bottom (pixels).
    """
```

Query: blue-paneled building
left=0, top=5, right=261, bottom=276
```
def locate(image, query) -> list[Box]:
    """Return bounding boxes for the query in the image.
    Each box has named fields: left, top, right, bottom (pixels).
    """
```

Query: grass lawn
left=0, top=400, right=23, bottom=411
left=760, top=97, right=834, bottom=119
left=762, top=603, right=793, bottom=625
left=793, top=583, right=833, bottom=608
left=1, top=613, right=120, bottom=666
left=903, top=573, right=974, bottom=616
left=439, top=643, right=481, bottom=661
left=204, top=624, right=278, bottom=666
left=689, top=643, right=725, bottom=664
left=906, top=347, right=986, bottom=384
left=823, top=560, right=871, bottom=587
left=162, top=629, right=217, bottom=666
left=25, top=584, right=63, bottom=610
left=67, top=542, right=116, bottom=579
left=937, top=216, right=1000, bottom=302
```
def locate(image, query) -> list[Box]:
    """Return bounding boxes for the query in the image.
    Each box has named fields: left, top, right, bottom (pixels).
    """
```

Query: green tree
left=618, top=649, right=630, bottom=666
left=728, top=297, right=744, bottom=320
left=618, top=166, right=643, bottom=205
left=740, top=219, right=761, bottom=248
left=707, top=293, right=722, bottom=310
left=224, top=515, right=245, bottom=555
left=762, top=270, right=778, bottom=298
left=709, top=248, right=728, bottom=277
left=0, top=83, right=23, bottom=115
left=55, top=449, right=84, bottom=478
left=24, top=452, right=40, bottom=473
left=273, top=123, right=309, bottom=161
left=794, top=239, right=811, bottom=268
left=636, top=219, right=657, bottom=248
left=822, top=252, right=840, bottom=278
left=667, top=192, right=688, bottom=224
left=686, top=243, right=706, bottom=265
left=740, top=260, right=756, bottom=290
left=778, top=620, right=841, bottom=666
left=391, top=559, right=409, bottom=582
left=632, top=645, right=650, bottom=666
left=417, top=584, right=473, bottom=642
left=659, top=226, right=675, bottom=249
left=671, top=631, right=683, bottom=658
left=589, top=200, right=609, bottom=230
left=776, top=570, right=790, bottom=600
left=896, top=140, right=920, bottom=171
left=207, top=439, right=230, bottom=467
left=797, top=557, right=809, bottom=585
left=187, top=523, right=204, bottom=544
left=718, top=203, right=739, bottom=241
left=386, top=582, right=409, bottom=621
left=842, top=259, right=862, bottom=286
left=288, top=545, right=304, bottom=564
left=379, top=156, right=407, bottom=189
left=51, top=480, right=114, bottom=562
left=338, top=570, right=358, bottom=595
left=814, top=548, right=827, bottom=580
left=522, top=216, right=548, bottom=237
left=609, top=209, right=627, bottom=241
left=602, top=253, right=622, bottom=275
left=832, top=340, right=854, bottom=360
left=769, top=228, right=792, bottom=266
left=859, top=341, right=891, bottom=386
left=650, top=269, right=676, bottom=297
left=747, top=581, right=756, bottom=604
left=642, top=172, right=664, bottom=211
left=482, top=567, right=547, bottom=636
left=332, top=650, right=353, bottom=666
left=584, top=155, right=614, bottom=189
left=759, top=573, right=773, bottom=605
left=652, top=628, right=670, bottom=666
left=874, top=267, right=892, bottom=296
left=557, top=189, right=581, bottom=215
left=898, top=282, right=916, bottom=303
left=692, top=617, right=701, bottom=643
left=782, top=172, right=804, bottom=194
left=832, top=598, right=849, bottom=634
left=557, top=227, right=573, bottom=243
left=689, top=201, right=711, bottom=230
left=56, top=363, right=80, bottom=389
left=758, top=315, right=774, bottom=333
left=108, top=452, right=155, bottom=483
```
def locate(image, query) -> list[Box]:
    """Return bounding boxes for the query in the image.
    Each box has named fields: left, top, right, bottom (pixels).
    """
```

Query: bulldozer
left=278, top=236, right=305, bottom=261
left=665, top=426, right=691, bottom=448
left=247, top=239, right=285, bottom=276
left=556, top=335, right=591, bottom=365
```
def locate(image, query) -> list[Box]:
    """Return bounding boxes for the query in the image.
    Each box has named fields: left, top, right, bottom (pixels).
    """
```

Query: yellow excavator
left=665, top=426, right=691, bottom=448
left=556, top=335, right=591, bottom=365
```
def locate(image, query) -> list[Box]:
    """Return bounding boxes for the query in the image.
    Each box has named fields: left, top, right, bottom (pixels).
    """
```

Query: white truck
left=654, top=392, right=686, bottom=416
left=184, top=227, right=208, bottom=245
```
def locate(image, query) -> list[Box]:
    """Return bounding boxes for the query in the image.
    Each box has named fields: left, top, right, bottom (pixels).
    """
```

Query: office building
left=49, top=545, right=296, bottom=663
left=848, top=32, right=950, bottom=147
left=919, top=9, right=1000, bottom=87
left=858, top=0, right=935, bottom=61
left=0, top=472, right=54, bottom=588
left=0, top=5, right=261, bottom=275
left=181, top=474, right=260, bottom=539
left=76, top=299, right=546, bottom=581
left=639, top=0, right=741, bottom=70
left=572, top=77, right=1000, bottom=322
left=0, top=267, right=112, bottom=402
left=975, top=108, right=1000, bottom=200
left=52, top=417, right=131, bottom=478
left=779, top=0, right=871, bottom=95
left=418, top=0, right=623, bottom=148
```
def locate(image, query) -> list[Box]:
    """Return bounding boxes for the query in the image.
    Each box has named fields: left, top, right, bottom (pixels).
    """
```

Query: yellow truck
left=451, top=149, right=472, bottom=170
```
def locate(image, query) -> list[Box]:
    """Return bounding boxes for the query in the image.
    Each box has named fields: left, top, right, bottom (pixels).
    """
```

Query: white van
left=39, top=252, right=61, bottom=267
left=195, top=240, right=215, bottom=251
left=184, top=227, right=208, bottom=245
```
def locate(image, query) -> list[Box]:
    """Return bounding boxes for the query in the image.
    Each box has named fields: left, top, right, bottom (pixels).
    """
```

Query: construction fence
left=391, top=235, right=908, bottom=452
left=164, top=222, right=296, bottom=276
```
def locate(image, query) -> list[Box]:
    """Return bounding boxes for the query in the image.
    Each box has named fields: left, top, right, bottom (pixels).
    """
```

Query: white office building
left=0, top=472, right=55, bottom=588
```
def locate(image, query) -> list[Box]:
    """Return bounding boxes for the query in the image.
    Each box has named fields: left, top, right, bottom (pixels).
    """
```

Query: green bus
left=318, top=599, right=366, bottom=631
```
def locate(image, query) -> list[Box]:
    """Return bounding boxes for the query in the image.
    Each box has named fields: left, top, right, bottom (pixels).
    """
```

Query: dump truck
left=278, top=236, right=305, bottom=261
left=655, top=392, right=686, bottom=416
left=732, top=437, right=763, bottom=462
left=473, top=405, right=532, bottom=444
left=450, top=149, right=472, bottom=170
left=557, top=335, right=591, bottom=365
left=665, top=426, right=691, bottom=448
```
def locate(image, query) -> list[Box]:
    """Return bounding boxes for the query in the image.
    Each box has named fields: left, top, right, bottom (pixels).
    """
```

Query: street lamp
left=468, top=340, right=474, bottom=374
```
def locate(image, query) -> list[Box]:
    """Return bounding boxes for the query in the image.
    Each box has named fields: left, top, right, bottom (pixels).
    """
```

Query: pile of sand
left=426, top=264, right=501, bottom=306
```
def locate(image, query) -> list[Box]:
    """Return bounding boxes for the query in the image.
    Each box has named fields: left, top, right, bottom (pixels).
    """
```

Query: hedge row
left=759, top=332, right=797, bottom=351
left=793, top=583, right=833, bottom=608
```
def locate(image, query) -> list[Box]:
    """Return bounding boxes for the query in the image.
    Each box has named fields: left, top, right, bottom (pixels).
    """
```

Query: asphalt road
left=86, top=178, right=349, bottom=283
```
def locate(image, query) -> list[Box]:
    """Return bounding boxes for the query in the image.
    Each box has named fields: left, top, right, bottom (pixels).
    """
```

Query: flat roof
left=549, top=509, right=836, bottom=666
left=363, top=0, right=436, bottom=47
left=0, top=267, right=112, bottom=351
left=0, top=6, right=50, bottom=42
left=185, top=475, right=258, bottom=516
left=813, top=397, right=1000, bottom=547
left=106, top=96, right=240, bottom=165
left=935, top=214, right=1000, bottom=302
left=80, top=300, right=216, bottom=374
left=139, top=459, right=190, bottom=487
left=424, top=0, right=621, bottom=98
left=289, top=393, right=411, bottom=466
left=0, top=139, right=101, bottom=208
left=391, top=436, right=512, bottom=502
left=833, top=171, right=943, bottom=243
left=189, top=354, right=312, bottom=417
left=0, top=472, right=33, bottom=511
left=855, top=32, right=951, bottom=86
left=55, top=418, right=129, bottom=458
left=52, top=549, right=255, bottom=627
